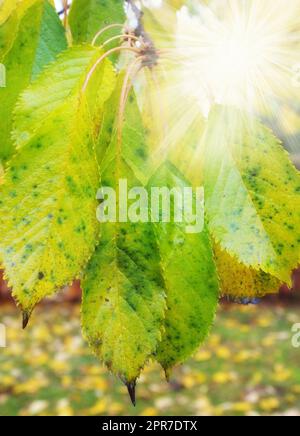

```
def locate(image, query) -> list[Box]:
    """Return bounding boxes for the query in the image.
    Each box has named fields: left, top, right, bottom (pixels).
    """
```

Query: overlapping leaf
left=0, top=46, right=116, bottom=322
left=203, top=106, right=300, bottom=284
left=82, top=81, right=166, bottom=392
left=149, top=162, right=219, bottom=375
left=0, top=0, right=67, bottom=164
left=214, top=243, right=280, bottom=299
left=69, top=0, right=125, bottom=45
left=165, top=103, right=281, bottom=300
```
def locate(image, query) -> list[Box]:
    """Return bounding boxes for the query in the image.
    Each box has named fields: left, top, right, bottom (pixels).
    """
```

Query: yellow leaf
left=259, top=397, right=279, bottom=412
left=231, top=402, right=252, bottom=413
left=216, top=346, right=231, bottom=360
left=87, top=400, right=107, bottom=416
left=215, top=243, right=280, bottom=298
left=212, top=372, right=235, bottom=384
left=140, top=407, right=158, bottom=416
left=196, top=350, right=212, bottom=362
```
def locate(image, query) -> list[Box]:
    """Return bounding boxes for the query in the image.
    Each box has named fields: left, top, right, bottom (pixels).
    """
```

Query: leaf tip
left=126, top=380, right=137, bottom=407
left=22, top=310, right=31, bottom=330
left=164, top=367, right=172, bottom=383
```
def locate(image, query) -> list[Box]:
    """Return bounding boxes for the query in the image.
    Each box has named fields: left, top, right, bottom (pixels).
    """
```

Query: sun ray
left=143, top=0, right=300, bottom=157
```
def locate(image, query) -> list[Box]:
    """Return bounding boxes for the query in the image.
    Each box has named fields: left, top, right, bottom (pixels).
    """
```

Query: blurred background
left=0, top=274, right=300, bottom=416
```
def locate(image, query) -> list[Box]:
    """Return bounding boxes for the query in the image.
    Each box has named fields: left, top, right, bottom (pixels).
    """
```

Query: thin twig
left=82, top=46, right=139, bottom=93
left=58, top=3, right=70, bottom=16
left=125, top=0, right=158, bottom=67
left=62, top=0, right=68, bottom=28
left=92, top=24, right=125, bottom=46
left=101, top=34, right=140, bottom=48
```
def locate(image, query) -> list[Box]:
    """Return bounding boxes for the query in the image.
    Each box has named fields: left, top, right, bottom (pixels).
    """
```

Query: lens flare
left=176, top=0, right=300, bottom=115
left=141, top=0, right=300, bottom=159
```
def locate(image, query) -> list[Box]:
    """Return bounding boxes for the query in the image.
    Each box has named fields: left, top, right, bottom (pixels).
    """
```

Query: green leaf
left=95, top=74, right=124, bottom=165
left=149, top=162, right=219, bottom=374
left=0, top=3, right=19, bottom=59
left=203, top=106, right=300, bottom=284
left=0, top=46, right=116, bottom=320
left=0, top=0, right=67, bottom=164
left=13, top=46, right=116, bottom=148
left=69, top=0, right=126, bottom=45
left=82, top=84, right=166, bottom=386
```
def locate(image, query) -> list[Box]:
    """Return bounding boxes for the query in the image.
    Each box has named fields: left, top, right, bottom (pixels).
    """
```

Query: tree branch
left=125, top=0, right=158, bottom=67
left=58, top=3, right=70, bottom=16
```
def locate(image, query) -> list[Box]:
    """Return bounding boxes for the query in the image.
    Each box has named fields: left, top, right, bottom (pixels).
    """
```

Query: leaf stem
left=101, top=34, right=140, bottom=48
left=82, top=46, right=139, bottom=93
left=92, top=24, right=125, bottom=46
left=62, top=0, right=68, bottom=28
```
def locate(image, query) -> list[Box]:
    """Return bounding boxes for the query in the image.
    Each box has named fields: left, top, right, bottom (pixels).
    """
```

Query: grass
left=0, top=302, right=299, bottom=416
